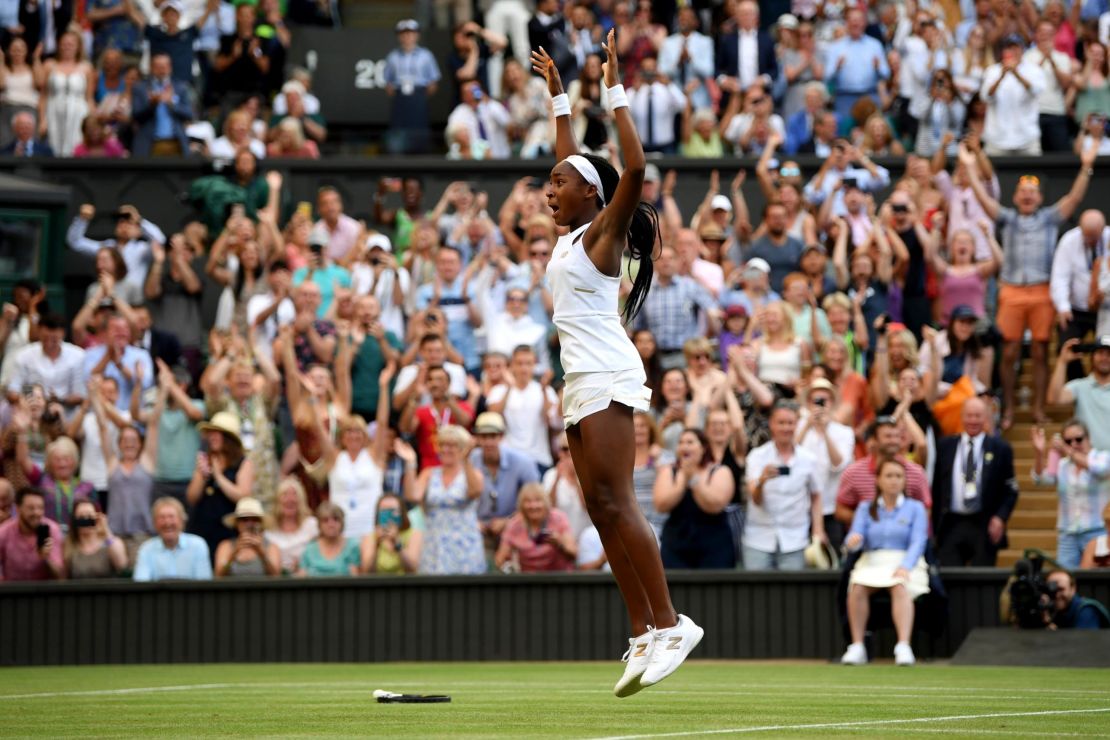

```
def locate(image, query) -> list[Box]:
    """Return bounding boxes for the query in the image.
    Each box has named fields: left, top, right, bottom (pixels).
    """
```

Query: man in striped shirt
left=834, top=416, right=932, bottom=527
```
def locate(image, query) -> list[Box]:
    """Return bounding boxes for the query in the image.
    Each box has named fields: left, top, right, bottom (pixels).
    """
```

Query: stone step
left=1012, top=492, right=1058, bottom=511
left=997, top=549, right=1022, bottom=569
left=1007, top=530, right=1057, bottom=551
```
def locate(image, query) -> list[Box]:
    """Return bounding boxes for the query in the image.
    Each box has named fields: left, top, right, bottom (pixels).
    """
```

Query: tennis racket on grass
left=373, top=690, right=451, bottom=704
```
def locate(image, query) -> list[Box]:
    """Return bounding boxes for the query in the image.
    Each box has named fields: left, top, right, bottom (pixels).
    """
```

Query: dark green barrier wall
left=3, top=570, right=1108, bottom=665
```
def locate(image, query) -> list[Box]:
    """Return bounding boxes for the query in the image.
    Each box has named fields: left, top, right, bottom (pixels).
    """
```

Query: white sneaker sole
left=639, top=620, right=704, bottom=687
left=614, top=637, right=653, bottom=698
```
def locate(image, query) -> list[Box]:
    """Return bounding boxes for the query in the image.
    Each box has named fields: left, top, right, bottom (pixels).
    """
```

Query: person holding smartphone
left=0, top=486, right=64, bottom=581
left=744, top=400, right=825, bottom=570
left=359, top=493, right=423, bottom=575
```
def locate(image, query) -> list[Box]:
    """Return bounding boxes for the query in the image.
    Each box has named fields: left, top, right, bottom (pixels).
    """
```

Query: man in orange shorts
left=958, top=142, right=1098, bottom=428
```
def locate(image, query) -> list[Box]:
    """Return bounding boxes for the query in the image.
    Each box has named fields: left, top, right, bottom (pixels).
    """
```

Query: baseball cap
left=366, top=233, right=393, bottom=252
left=744, top=257, right=771, bottom=274
left=725, top=304, right=748, bottom=319
left=776, top=13, right=799, bottom=30
left=711, top=194, right=733, bottom=212
left=1095, top=335, right=1110, bottom=350
left=644, top=163, right=661, bottom=183
left=161, top=0, right=184, bottom=14
left=950, top=304, right=979, bottom=322
left=1000, top=33, right=1024, bottom=48
left=473, top=412, right=506, bottom=434
left=802, top=243, right=827, bottom=256
left=395, top=18, right=420, bottom=32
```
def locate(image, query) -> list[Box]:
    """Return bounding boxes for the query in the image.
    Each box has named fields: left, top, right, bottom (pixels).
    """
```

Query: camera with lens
left=1008, top=551, right=1060, bottom=629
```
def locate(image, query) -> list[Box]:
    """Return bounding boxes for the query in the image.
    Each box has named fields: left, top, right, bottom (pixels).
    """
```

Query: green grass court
left=1, top=661, right=1109, bottom=737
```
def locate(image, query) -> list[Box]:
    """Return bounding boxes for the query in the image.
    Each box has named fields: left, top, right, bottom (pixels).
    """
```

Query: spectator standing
left=654, top=428, right=735, bottom=569
left=39, top=30, right=94, bottom=157
left=67, top=203, right=165, bottom=292
left=185, top=411, right=254, bottom=559
left=797, top=378, right=855, bottom=549
left=383, top=19, right=441, bottom=154
left=1026, top=20, right=1075, bottom=153
left=0, top=487, right=63, bottom=581
left=1051, top=212, right=1110, bottom=380
left=82, top=314, right=154, bottom=410
left=414, top=247, right=480, bottom=371
left=344, top=295, right=402, bottom=422
left=840, top=458, right=929, bottom=666
left=803, top=141, right=891, bottom=219
left=632, top=245, right=719, bottom=366
left=446, top=79, right=512, bottom=159
left=411, top=424, right=485, bottom=574
left=960, top=143, right=1097, bottom=428
left=132, top=497, right=212, bottom=581
left=744, top=401, right=825, bottom=570
left=486, top=346, right=559, bottom=470
left=495, top=482, right=577, bottom=572
left=823, top=8, right=889, bottom=122
left=400, top=365, right=474, bottom=470
left=131, top=52, right=193, bottom=156
left=313, top=187, right=361, bottom=264
left=716, top=0, right=777, bottom=98
left=146, top=0, right=216, bottom=84
left=1072, top=41, right=1110, bottom=128
left=633, top=411, right=672, bottom=538
left=1050, top=338, right=1110, bottom=451
left=1033, top=420, right=1110, bottom=569
left=5, top=312, right=84, bottom=408
left=471, top=411, right=540, bottom=556
left=627, top=55, right=685, bottom=154
left=658, top=7, right=714, bottom=111
left=0, top=38, right=44, bottom=148
left=835, top=416, right=932, bottom=526
left=98, top=409, right=156, bottom=564
left=485, top=0, right=531, bottom=98
left=932, top=398, right=1018, bottom=567
left=980, top=35, right=1046, bottom=156
left=213, top=2, right=273, bottom=103
left=87, top=0, right=141, bottom=62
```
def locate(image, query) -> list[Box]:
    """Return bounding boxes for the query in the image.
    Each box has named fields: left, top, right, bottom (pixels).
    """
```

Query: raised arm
left=532, top=46, right=577, bottom=161
left=1055, top=141, right=1097, bottom=221
left=957, top=143, right=1000, bottom=221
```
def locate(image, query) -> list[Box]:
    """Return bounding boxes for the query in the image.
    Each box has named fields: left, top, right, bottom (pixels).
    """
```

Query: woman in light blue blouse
left=840, top=458, right=928, bottom=667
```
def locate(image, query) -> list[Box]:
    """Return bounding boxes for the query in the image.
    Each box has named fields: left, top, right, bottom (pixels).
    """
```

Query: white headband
left=563, top=155, right=606, bottom=206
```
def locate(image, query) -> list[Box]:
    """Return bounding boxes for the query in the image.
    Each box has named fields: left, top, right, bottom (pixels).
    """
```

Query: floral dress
left=419, top=467, right=485, bottom=574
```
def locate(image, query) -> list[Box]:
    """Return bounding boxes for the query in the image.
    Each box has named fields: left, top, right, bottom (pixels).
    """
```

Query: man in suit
left=932, top=397, right=1019, bottom=566
left=715, top=0, right=777, bottom=106
left=131, top=52, right=194, bottom=156
left=0, top=112, right=54, bottom=157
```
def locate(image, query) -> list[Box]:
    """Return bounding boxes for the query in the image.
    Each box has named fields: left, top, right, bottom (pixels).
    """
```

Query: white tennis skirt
left=562, top=368, right=652, bottom=429
left=848, top=549, right=931, bottom=600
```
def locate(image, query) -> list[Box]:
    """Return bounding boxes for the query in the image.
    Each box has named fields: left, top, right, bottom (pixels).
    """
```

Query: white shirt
left=744, top=442, right=821, bottom=553
left=1024, top=47, right=1073, bottom=115
left=737, top=28, right=759, bottom=89
left=0, top=314, right=30, bottom=388
left=980, top=61, right=1046, bottom=150
left=394, top=362, right=468, bottom=402
left=951, top=432, right=986, bottom=514
left=245, top=292, right=295, bottom=361
left=797, top=417, right=856, bottom=515
left=209, top=135, right=265, bottom=160
left=723, top=113, right=786, bottom=153
left=485, top=312, right=550, bottom=373
left=907, top=45, right=955, bottom=119
left=329, top=448, right=383, bottom=540
left=627, top=81, right=686, bottom=148
left=80, top=408, right=128, bottom=490
left=1050, top=225, right=1110, bottom=314
left=576, top=525, right=611, bottom=571
left=445, top=100, right=512, bottom=159
left=350, top=263, right=411, bottom=338
left=6, top=341, right=85, bottom=399
left=543, top=466, right=592, bottom=538
left=658, top=31, right=715, bottom=108
left=488, top=380, right=560, bottom=466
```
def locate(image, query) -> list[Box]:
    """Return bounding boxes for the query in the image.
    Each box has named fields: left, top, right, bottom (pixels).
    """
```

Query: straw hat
left=222, top=497, right=266, bottom=528
left=196, top=411, right=243, bottom=446
left=804, top=537, right=840, bottom=570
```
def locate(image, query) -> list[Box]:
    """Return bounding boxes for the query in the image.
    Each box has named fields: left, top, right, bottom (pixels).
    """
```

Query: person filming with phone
left=743, top=400, right=825, bottom=570
left=0, top=486, right=64, bottom=581
left=1049, top=337, right=1110, bottom=452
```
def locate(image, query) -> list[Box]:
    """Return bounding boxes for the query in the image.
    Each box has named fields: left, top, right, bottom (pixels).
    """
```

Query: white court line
left=583, top=707, right=1110, bottom=740
left=880, top=729, right=1088, bottom=738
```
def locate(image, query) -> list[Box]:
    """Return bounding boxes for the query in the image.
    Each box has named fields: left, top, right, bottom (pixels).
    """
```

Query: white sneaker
left=840, top=643, right=867, bottom=665
left=614, top=631, right=654, bottom=698
left=894, top=642, right=916, bottom=666
left=639, top=614, right=704, bottom=687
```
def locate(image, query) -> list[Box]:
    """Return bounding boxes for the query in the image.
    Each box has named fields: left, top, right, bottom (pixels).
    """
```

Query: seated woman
left=359, top=493, right=424, bottom=575
left=214, top=497, right=281, bottom=577
left=495, top=482, right=577, bottom=573
left=841, top=458, right=929, bottom=666
left=653, top=428, right=735, bottom=569
left=1080, top=506, right=1110, bottom=568
left=298, top=501, right=361, bottom=577
left=64, top=498, right=127, bottom=579
left=1032, top=420, right=1110, bottom=570
left=265, top=477, right=319, bottom=574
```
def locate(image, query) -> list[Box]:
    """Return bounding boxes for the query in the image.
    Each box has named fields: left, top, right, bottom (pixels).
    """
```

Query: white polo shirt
left=744, top=442, right=821, bottom=553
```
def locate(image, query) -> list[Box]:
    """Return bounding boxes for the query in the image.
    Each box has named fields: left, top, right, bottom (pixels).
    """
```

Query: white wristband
left=607, top=84, right=628, bottom=111
left=551, top=93, right=570, bottom=118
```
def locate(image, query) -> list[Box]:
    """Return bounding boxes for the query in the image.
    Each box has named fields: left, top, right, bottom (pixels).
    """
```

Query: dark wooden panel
left=3, top=570, right=1109, bottom=666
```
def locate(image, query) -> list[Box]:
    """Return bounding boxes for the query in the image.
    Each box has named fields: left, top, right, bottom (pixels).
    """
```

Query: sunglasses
left=506, top=295, right=527, bottom=302
left=748, top=97, right=766, bottom=105
left=1064, top=434, right=1086, bottom=446
left=780, top=166, right=801, bottom=177
left=1018, top=175, right=1041, bottom=187
left=530, top=250, right=550, bottom=257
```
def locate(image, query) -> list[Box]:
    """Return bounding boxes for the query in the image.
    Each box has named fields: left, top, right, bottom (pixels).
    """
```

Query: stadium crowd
left=0, top=0, right=1107, bottom=638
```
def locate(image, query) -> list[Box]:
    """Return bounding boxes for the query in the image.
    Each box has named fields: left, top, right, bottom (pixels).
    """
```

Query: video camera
left=1008, top=550, right=1061, bottom=629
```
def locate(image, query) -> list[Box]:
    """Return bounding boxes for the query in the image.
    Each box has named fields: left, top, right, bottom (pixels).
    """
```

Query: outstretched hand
left=600, top=28, right=619, bottom=88
left=530, top=47, right=564, bottom=97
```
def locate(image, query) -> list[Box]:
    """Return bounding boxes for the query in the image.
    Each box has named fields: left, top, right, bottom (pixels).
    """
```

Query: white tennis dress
left=547, top=222, right=652, bottom=428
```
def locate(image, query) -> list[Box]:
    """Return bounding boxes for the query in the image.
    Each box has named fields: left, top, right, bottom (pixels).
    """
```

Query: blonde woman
left=410, top=424, right=485, bottom=574
left=266, top=117, right=319, bottom=158
left=495, top=482, right=578, bottom=572
left=40, top=436, right=96, bottom=532
left=298, top=501, right=360, bottom=576
left=952, top=25, right=993, bottom=98
left=752, top=301, right=811, bottom=392
left=859, top=114, right=904, bottom=157
left=39, top=30, right=94, bottom=156
left=210, top=110, right=265, bottom=160
left=265, top=477, right=319, bottom=573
